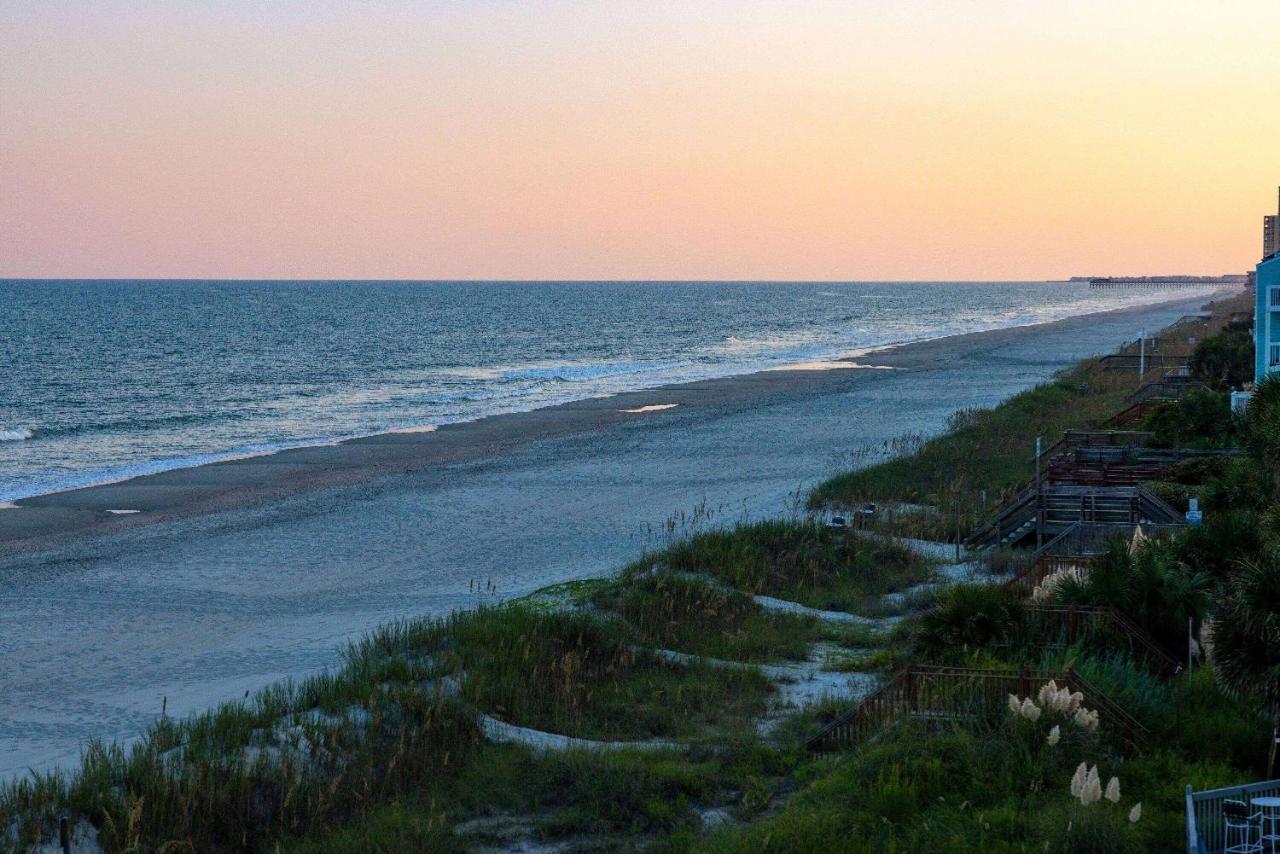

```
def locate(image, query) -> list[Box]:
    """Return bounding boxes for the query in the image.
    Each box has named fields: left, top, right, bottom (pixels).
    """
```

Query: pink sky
left=2, top=1, right=1278, bottom=280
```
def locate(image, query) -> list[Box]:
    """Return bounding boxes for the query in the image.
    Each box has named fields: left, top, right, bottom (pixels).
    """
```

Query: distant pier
left=1086, top=275, right=1247, bottom=289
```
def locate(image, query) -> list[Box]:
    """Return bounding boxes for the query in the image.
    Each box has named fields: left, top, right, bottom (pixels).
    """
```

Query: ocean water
left=0, top=279, right=1217, bottom=501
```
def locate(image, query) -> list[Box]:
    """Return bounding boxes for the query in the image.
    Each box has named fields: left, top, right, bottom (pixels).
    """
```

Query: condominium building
left=1258, top=252, right=1280, bottom=383
left=1265, top=185, right=1280, bottom=259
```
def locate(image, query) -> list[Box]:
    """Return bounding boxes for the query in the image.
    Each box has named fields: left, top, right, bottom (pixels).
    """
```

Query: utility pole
left=1138, top=330, right=1146, bottom=382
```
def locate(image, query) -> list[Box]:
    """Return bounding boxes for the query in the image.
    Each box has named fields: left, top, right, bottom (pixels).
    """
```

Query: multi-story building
left=1257, top=252, right=1280, bottom=384
left=1265, top=185, right=1280, bottom=259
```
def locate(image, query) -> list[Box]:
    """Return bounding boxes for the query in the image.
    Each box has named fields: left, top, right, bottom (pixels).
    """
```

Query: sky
left=1, top=1, right=1278, bottom=281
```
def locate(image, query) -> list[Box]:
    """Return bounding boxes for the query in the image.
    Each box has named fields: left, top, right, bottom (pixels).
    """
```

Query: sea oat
left=1070, top=762, right=1087, bottom=798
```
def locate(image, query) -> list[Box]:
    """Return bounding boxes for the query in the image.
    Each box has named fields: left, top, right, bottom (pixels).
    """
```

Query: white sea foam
left=619, top=404, right=679, bottom=413
left=764, top=360, right=901, bottom=371
left=0, top=427, right=33, bottom=442
left=385, top=423, right=438, bottom=435
left=501, top=360, right=690, bottom=383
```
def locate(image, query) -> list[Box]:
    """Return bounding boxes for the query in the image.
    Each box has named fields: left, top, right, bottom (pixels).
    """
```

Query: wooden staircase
left=966, top=484, right=1183, bottom=550
left=964, top=430, right=1191, bottom=550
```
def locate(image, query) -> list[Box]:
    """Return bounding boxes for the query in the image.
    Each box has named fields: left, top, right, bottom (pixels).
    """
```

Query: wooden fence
left=807, top=665, right=1149, bottom=754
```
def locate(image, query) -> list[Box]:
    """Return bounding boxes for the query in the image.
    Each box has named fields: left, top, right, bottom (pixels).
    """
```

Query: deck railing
left=1186, top=779, right=1280, bottom=853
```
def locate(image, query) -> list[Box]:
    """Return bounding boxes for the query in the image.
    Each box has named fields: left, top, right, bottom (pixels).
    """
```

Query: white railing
left=1186, top=779, right=1280, bottom=853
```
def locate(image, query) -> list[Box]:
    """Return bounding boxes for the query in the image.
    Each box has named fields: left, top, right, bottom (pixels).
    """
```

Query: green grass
left=655, top=519, right=934, bottom=613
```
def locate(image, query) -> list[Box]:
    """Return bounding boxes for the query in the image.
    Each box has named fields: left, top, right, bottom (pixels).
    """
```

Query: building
left=1265, top=185, right=1280, bottom=259
left=1257, top=252, right=1280, bottom=384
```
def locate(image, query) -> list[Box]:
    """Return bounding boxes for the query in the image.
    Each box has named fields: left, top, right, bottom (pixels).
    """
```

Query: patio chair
left=1224, top=799, right=1264, bottom=854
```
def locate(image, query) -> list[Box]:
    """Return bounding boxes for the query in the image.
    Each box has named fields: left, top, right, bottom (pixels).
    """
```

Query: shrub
left=1052, top=535, right=1209, bottom=656
left=915, top=584, right=1026, bottom=658
left=1142, top=388, right=1236, bottom=448
left=1189, top=321, right=1255, bottom=388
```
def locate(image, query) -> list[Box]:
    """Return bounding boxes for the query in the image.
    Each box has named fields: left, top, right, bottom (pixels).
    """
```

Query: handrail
left=1022, top=605, right=1182, bottom=678
left=805, top=666, right=910, bottom=750
left=1060, top=666, right=1150, bottom=745
left=1028, top=522, right=1083, bottom=563
left=1100, top=606, right=1183, bottom=676
left=1139, top=487, right=1185, bottom=525
left=1106, top=400, right=1159, bottom=428
left=1186, top=784, right=1201, bottom=854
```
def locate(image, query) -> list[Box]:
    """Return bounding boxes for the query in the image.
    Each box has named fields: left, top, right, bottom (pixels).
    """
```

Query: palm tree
left=1211, top=549, right=1280, bottom=775
left=1055, top=534, right=1210, bottom=655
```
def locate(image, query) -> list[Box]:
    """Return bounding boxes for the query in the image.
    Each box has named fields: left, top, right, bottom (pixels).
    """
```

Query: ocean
left=0, top=279, right=1217, bottom=502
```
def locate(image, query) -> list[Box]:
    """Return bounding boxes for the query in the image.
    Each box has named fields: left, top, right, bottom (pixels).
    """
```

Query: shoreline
left=0, top=284, right=1221, bottom=509
left=0, top=289, right=1234, bottom=561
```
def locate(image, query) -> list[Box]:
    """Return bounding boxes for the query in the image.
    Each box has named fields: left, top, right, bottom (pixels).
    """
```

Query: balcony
left=1187, top=779, right=1280, bottom=853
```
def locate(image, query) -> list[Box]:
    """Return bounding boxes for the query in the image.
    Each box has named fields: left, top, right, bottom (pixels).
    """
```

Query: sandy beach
left=0, top=292, right=1225, bottom=776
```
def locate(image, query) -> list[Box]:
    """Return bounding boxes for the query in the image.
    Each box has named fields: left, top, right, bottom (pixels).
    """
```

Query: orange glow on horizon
left=1, top=1, right=1278, bottom=280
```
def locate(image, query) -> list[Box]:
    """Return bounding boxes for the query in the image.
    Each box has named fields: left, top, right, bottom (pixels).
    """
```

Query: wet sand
left=0, top=292, right=1226, bottom=775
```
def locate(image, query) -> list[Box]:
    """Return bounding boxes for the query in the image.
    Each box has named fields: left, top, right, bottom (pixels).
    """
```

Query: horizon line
left=0, top=275, right=1249, bottom=285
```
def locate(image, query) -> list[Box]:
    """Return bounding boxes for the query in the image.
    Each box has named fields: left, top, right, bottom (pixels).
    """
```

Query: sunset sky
left=2, top=1, right=1278, bottom=280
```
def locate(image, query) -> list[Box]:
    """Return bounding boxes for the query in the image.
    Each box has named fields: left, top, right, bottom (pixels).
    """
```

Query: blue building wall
left=1259, top=254, right=1280, bottom=384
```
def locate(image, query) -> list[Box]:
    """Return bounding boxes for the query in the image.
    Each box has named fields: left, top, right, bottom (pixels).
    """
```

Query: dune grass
left=353, top=604, right=776, bottom=742
left=655, top=519, right=933, bottom=613
left=284, top=746, right=721, bottom=851
left=0, top=602, right=776, bottom=850
left=590, top=570, right=825, bottom=662
left=0, top=677, right=479, bottom=851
